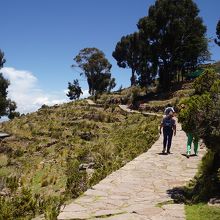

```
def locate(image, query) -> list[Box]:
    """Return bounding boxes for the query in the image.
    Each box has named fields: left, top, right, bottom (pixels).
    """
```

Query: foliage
left=0, top=50, right=20, bottom=119
left=6, top=176, right=19, bottom=193
left=0, top=187, right=38, bottom=219
left=73, top=48, right=116, bottom=97
left=178, top=69, right=220, bottom=203
left=0, top=73, right=10, bottom=117
left=0, top=50, right=6, bottom=68
left=0, top=187, right=63, bottom=220
left=66, top=79, right=83, bottom=100
left=41, top=195, right=63, bottom=220
left=185, top=203, right=220, bottom=220
left=88, top=114, right=160, bottom=186
left=65, top=158, right=87, bottom=198
left=112, top=32, right=152, bottom=86
left=179, top=69, right=220, bottom=150
left=212, top=61, right=220, bottom=73
left=215, top=20, right=220, bottom=46
left=0, top=99, right=160, bottom=218
left=193, top=69, right=219, bottom=95
left=183, top=150, right=220, bottom=203
left=113, top=0, right=209, bottom=90
left=137, top=0, right=209, bottom=90
left=7, top=100, right=20, bottom=119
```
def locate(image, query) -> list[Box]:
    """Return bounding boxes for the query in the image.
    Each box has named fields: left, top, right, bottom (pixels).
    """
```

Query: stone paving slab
left=58, top=119, right=205, bottom=220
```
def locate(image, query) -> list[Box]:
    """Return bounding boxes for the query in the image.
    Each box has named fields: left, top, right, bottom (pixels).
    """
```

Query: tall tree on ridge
left=73, top=48, right=116, bottom=98
left=0, top=50, right=20, bottom=119
left=112, top=32, right=141, bottom=86
left=0, top=50, right=6, bottom=68
left=215, top=20, right=220, bottom=46
left=138, top=0, right=209, bottom=90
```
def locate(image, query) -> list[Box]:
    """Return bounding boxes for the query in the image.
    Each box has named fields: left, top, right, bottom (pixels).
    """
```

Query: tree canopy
left=137, top=0, right=208, bottom=90
left=179, top=69, right=220, bottom=151
left=112, top=33, right=141, bottom=86
left=215, top=20, right=220, bottom=46
left=73, top=48, right=116, bottom=97
left=0, top=50, right=6, bottom=68
left=66, top=79, right=83, bottom=100
left=113, top=0, right=209, bottom=90
left=0, top=50, right=19, bottom=119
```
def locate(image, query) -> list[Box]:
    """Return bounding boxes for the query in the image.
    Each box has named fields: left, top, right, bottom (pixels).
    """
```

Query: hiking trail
left=58, top=101, right=205, bottom=220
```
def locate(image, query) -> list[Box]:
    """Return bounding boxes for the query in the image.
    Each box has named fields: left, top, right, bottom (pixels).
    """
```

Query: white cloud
left=81, top=89, right=89, bottom=98
left=1, top=67, right=68, bottom=113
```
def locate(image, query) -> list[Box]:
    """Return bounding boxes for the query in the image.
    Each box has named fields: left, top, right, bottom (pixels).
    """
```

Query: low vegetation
left=0, top=100, right=160, bottom=219
left=175, top=68, right=220, bottom=219
left=185, top=204, right=220, bottom=220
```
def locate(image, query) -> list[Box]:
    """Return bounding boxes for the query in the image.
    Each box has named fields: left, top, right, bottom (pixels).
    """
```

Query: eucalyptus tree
left=73, top=48, right=116, bottom=97
left=0, top=50, right=6, bottom=68
left=0, top=50, right=19, bottom=118
left=215, top=20, right=220, bottom=46
left=137, top=0, right=209, bottom=90
left=112, top=32, right=142, bottom=86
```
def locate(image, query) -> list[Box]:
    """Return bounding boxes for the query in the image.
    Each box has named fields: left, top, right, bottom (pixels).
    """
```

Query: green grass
left=185, top=204, right=220, bottom=220
left=0, top=154, right=8, bottom=167
left=0, top=100, right=161, bottom=219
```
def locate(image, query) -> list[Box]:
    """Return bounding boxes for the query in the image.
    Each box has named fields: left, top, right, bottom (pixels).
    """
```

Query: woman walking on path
left=186, top=133, right=199, bottom=158
left=179, top=104, right=199, bottom=158
left=160, top=111, right=176, bottom=154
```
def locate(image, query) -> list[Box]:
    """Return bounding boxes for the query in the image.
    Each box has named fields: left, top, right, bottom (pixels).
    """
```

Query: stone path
left=86, top=99, right=96, bottom=105
left=119, top=105, right=162, bottom=117
left=58, top=118, right=205, bottom=219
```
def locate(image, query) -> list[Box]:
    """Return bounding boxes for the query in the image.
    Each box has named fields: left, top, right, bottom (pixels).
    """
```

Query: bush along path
left=58, top=103, right=205, bottom=220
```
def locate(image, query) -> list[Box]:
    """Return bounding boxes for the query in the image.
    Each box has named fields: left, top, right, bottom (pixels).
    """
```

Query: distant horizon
left=0, top=0, right=219, bottom=113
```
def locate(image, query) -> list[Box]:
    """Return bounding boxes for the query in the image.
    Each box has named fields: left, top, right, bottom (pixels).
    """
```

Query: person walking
left=186, top=133, right=199, bottom=158
left=160, top=111, right=176, bottom=154
left=179, top=104, right=199, bottom=158
left=164, top=104, right=175, bottom=116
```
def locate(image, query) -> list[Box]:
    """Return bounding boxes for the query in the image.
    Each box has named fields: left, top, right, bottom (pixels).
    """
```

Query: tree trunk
left=159, top=66, right=170, bottom=91
left=130, top=69, right=136, bottom=86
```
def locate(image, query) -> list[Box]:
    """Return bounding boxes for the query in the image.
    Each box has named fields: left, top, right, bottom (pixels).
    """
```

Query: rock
left=0, top=187, right=11, bottom=196
left=79, top=163, right=89, bottom=170
left=79, top=162, right=95, bottom=170
left=79, top=132, right=93, bottom=141
left=208, top=198, right=220, bottom=206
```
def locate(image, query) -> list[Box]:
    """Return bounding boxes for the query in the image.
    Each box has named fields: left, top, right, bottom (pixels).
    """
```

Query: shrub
left=41, top=179, right=49, bottom=187
left=13, top=187, right=38, bottom=217
left=178, top=69, right=220, bottom=151
left=6, top=176, right=19, bottom=193
left=65, top=157, right=88, bottom=198
left=41, top=196, right=63, bottom=220
left=194, top=68, right=219, bottom=95
left=178, top=69, right=220, bottom=202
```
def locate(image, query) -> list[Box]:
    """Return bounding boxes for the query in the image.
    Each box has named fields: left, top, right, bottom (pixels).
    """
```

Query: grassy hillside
left=213, top=61, right=220, bottom=73
left=97, top=82, right=194, bottom=114
left=0, top=100, right=160, bottom=219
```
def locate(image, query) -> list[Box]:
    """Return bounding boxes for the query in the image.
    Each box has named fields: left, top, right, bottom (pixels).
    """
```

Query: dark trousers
left=163, top=127, right=173, bottom=152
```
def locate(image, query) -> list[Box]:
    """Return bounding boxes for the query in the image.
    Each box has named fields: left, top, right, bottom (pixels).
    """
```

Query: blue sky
left=0, top=0, right=220, bottom=113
